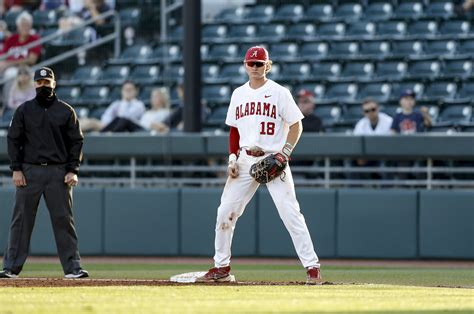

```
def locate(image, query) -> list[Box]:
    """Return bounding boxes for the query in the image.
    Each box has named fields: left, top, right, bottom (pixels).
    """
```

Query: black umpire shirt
left=7, top=93, right=84, bottom=174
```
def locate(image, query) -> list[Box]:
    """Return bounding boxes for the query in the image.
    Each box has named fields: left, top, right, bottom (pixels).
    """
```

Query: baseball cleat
left=0, top=270, right=18, bottom=279
left=196, top=266, right=234, bottom=282
left=306, top=267, right=323, bottom=285
left=64, top=269, right=89, bottom=279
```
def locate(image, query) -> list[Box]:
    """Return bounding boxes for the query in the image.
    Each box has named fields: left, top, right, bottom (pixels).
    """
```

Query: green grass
left=0, top=263, right=472, bottom=313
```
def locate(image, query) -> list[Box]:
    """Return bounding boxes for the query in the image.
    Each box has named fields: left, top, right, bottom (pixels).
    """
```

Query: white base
left=170, top=272, right=236, bottom=283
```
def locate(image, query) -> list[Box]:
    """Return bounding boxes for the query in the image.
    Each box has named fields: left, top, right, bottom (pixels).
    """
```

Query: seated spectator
left=80, top=0, right=112, bottom=26
left=40, top=0, right=66, bottom=10
left=2, top=64, right=35, bottom=121
left=351, top=99, right=393, bottom=180
left=0, top=11, right=41, bottom=76
left=1, top=0, right=41, bottom=13
left=0, top=20, right=12, bottom=51
left=455, top=0, right=474, bottom=16
left=354, top=99, right=392, bottom=136
left=139, top=87, right=171, bottom=132
left=296, top=89, right=324, bottom=133
left=391, top=90, right=432, bottom=134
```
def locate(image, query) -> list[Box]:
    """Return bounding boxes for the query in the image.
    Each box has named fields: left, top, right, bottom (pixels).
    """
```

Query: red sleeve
left=229, top=126, right=240, bottom=155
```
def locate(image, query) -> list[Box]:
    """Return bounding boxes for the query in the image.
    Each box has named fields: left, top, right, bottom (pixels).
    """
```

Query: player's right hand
left=227, top=161, right=239, bottom=178
left=12, top=170, right=27, bottom=187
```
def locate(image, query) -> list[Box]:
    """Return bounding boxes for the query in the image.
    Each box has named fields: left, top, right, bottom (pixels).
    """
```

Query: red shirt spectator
left=1, top=32, right=41, bottom=61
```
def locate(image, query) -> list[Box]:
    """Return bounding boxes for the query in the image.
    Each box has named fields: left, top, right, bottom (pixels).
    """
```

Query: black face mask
left=36, top=86, right=54, bottom=99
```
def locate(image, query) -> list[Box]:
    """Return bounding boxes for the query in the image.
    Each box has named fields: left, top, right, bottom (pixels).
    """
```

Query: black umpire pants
left=3, top=163, right=82, bottom=275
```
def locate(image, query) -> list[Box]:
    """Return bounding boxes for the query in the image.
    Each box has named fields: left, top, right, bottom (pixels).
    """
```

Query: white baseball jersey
left=225, top=80, right=304, bottom=153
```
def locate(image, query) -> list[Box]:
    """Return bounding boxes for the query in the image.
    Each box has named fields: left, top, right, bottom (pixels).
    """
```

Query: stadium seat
left=5, top=10, right=22, bottom=29
left=202, top=24, right=228, bottom=43
left=204, top=106, right=228, bottom=129
left=272, top=4, right=304, bottom=22
left=375, top=60, right=408, bottom=81
left=425, top=1, right=454, bottom=19
left=390, top=81, right=424, bottom=100
left=333, top=2, right=363, bottom=21
left=55, top=86, right=81, bottom=105
left=129, top=65, right=161, bottom=85
left=242, top=4, right=275, bottom=23
left=323, top=83, right=358, bottom=102
left=266, top=63, right=281, bottom=81
left=346, top=21, right=376, bottom=39
left=295, top=83, right=326, bottom=103
left=207, top=44, right=239, bottom=62
left=59, top=66, right=102, bottom=86
left=287, top=23, right=317, bottom=41
left=359, top=41, right=391, bottom=59
left=226, top=25, right=257, bottom=43
left=108, top=44, right=154, bottom=65
left=376, top=20, right=407, bottom=39
left=391, top=40, right=424, bottom=58
left=328, top=41, right=359, bottom=59
left=393, top=1, right=424, bottom=19
left=119, top=7, right=141, bottom=29
left=310, top=61, right=341, bottom=81
left=33, top=9, right=59, bottom=28
left=281, top=62, right=311, bottom=82
left=301, top=4, right=333, bottom=22
left=339, top=104, right=364, bottom=125
left=407, top=20, right=438, bottom=38
left=380, top=102, right=402, bottom=117
left=256, top=23, right=287, bottom=42
left=213, top=6, right=247, bottom=23
left=51, top=27, right=96, bottom=46
left=457, top=38, right=474, bottom=57
left=438, top=105, right=472, bottom=123
left=166, top=26, right=183, bottom=42
left=202, top=84, right=231, bottom=104
left=300, top=42, right=329, bottom=61
left=424, top=39, right=457, bottom=58
left=202, top=64, right=221, bottom=83
left=314, top=105, right=342, bottom=127
left=162, top=64, right=184, bottom=82
left=138, top=85, right=155, bottom=106
left=339, top=62, right=374, bottom=81
left=95, top=65, right=130, bottom=85
left=269, top=42, right=298, bottom=61
left=364, top=1, right=393, bottom=21
left=77, top=85, right=111, bottom=107
left=357, top=82, right=392, bottom=103
left=407, top=59, right=441, bottom=80
left=423, top=81, right=457, bottom=101
left=452, top=81, right=474, bottom=102
left=442, top=58, right=472, bottom=79
left=317, top=22, right=345, bottom=39
left=438, top=20, right=470, bottom=38
left=218, top=63, right=246, bottom=84
left=150, top=44, right=181, bottom=63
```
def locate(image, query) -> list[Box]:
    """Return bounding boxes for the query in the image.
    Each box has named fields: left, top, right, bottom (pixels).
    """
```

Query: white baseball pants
left=213, top=151, right=320, bottom=269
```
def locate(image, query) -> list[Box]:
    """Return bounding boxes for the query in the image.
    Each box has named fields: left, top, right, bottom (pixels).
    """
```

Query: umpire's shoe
left=196, top=266, right=232, bottom=282
left=306, top=267, right=323, bottom=285
left=0, top=270, right=18, bottom=279
left=65, top=269, right=89, bottom=279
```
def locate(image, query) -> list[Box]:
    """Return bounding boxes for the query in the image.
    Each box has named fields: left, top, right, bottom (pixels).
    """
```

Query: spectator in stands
left=455, top=0, right=474, bottom=16
left=296, top=89, right=324, bottom=133
left=354, top=99, right=392, bottom=136
left=0, top=20, right=12, bottom=51
left=79, top=0, right=112, bottom=26
left=0, top=1, right=41, bottom=13
left=40, top=0, right=66, bottom=10
left=0, top=12, right=41, bottom=75
left=1, top=64, right=35, bottom=121
left=139, top=87, right=171, bottom=132
left=391, top=90, right=432, bottom=134
left=100, top=81, right=146, bottom=132
left=351, top=99, right=393, bottom=180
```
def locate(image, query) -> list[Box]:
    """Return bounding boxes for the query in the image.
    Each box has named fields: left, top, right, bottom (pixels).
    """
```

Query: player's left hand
left=64, top=172, right=78, bottom=187
left=228, top=160, right=239, bottom=178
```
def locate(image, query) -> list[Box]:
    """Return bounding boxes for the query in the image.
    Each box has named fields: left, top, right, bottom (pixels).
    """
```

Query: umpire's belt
left=25, top=162, right=66, bottom=166
left=245, top=149, right=265, bottom=157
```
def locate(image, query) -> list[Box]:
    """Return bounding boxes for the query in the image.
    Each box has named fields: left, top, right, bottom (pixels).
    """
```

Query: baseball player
left=198, top=46, right=322, bottom=284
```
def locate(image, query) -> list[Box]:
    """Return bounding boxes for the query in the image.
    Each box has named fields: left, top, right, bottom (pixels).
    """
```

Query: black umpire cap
left=34, top=67, right=55, bottom=81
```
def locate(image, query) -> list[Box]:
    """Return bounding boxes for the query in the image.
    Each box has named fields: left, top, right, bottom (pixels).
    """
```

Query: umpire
left=0, top=67, right=89, bottom=279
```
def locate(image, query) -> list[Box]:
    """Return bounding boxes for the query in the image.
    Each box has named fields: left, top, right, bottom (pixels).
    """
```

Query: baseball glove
left=249, top=153, right=287, bottom=184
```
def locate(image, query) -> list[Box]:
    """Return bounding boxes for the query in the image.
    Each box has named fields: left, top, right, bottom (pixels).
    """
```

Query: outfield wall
left=0, top=188, right=472, bottom=259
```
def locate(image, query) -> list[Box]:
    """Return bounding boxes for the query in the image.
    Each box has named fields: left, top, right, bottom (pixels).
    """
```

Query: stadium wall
left=0, top=188, right=472, bottom=259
